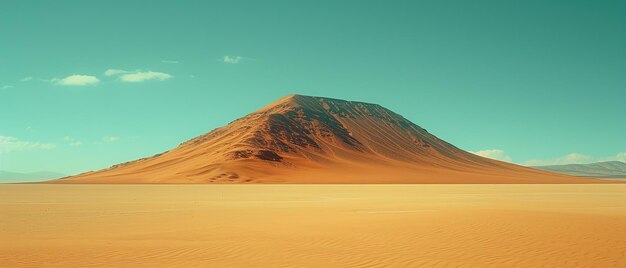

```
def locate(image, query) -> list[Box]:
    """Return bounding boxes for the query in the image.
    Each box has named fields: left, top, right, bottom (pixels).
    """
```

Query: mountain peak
left=261, top=94, right=381, bottom=112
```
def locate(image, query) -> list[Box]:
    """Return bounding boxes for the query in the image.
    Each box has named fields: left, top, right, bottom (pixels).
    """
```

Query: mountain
left=533, top=161, right=626, bottom=178
left=56, top=94, right=601, bottom=184
left=1, top=171, right=66, bottom=183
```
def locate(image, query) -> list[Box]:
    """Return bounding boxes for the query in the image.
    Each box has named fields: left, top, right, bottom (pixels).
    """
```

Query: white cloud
left=104, top=69, right=129, bottom=76
left=55, top=75, right=100, bottom=86
left=102, top=136, right=120, bottom=142
left=62, top=136, right=82, bottom=147
left=0, top=136, right=56, bottom=153
left=221, top=55, right=244, bottom=64
left=21, top=76, right=33, bottom=82
left=2, top=85, right=14, bottom=89
left=599, top=152, right=626, bottom=163
left=105, top=69, right=172, bottom=82
left=120, top=71, right=171, bottom=82
left=161, top=60, right=179, bottom=64
left=525, top=153, right=595, bottom=166
left=525, top=152, right=626, bottom=166
left=471, top=149, right=512, bottom=162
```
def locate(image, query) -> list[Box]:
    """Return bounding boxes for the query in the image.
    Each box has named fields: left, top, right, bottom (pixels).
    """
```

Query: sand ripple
left=2, top=184, right=626, bottom=267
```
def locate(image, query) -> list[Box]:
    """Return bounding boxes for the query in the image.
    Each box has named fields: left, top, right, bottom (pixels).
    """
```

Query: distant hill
left=533, top=161, right=626, bottom=178
left=0, top=171, right=66, bottom=183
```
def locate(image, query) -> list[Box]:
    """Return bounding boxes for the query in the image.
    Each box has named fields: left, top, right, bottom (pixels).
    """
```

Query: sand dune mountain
left=57, top=94, right=600, bottom=183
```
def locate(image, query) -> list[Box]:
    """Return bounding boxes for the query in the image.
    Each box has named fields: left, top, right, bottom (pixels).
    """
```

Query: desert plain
left=2, top=184, right=626, bottom=267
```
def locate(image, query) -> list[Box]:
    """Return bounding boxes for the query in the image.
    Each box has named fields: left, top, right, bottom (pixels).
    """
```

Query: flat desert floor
left=1, top=184, right=626, bottom=267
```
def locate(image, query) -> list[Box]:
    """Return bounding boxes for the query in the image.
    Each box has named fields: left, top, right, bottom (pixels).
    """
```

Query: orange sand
left=2, top=184, right=625, bottom=267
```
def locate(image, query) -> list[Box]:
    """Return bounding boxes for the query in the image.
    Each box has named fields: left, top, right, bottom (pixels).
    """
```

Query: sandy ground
left=1, top=184, right=626, bottom=267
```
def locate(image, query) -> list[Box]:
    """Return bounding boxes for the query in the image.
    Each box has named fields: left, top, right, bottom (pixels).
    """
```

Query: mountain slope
left=534, top=161, right=626, bottom=178
left=56, top=95, right=601, bottom=184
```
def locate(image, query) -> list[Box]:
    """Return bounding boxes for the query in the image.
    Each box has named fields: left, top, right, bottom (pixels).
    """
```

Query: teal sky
left=1, top=0, right=625, bottom=180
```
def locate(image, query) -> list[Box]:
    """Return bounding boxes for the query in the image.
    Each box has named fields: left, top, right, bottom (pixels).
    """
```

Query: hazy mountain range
left=0, top=171, right=66, bottom=183
left=534, top=161, right=626, bottom=178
